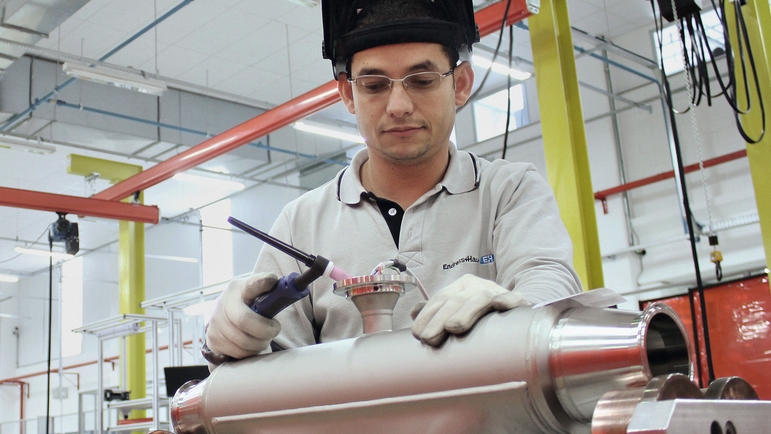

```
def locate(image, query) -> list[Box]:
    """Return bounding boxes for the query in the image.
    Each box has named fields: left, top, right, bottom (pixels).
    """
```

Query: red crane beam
left=0, top=186, right=159, bottom=223
left=594, top=149, right=747, bottom=214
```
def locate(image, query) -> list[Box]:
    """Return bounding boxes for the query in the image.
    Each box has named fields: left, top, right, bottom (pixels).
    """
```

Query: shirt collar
left=337, top=144, right=480, bottom=205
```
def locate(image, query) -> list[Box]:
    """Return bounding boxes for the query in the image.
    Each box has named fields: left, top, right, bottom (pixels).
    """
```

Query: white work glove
left=411, top=274, right=528, bottom=346
left=205, top=272, right=282, bottom=361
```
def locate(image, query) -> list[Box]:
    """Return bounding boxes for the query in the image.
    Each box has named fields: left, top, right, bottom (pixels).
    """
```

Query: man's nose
left=385, top=83, right=414, bottom=117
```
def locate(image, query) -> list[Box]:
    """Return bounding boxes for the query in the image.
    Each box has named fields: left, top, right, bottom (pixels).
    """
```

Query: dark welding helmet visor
left=322, top=0, right=479, bottom=79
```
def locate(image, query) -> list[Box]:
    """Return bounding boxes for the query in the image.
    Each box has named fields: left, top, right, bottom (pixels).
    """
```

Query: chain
left=670, top=0, right=715, bottom=236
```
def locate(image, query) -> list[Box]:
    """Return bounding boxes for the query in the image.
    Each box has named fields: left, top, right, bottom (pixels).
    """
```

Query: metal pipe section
left=171, top=301, right=692, bottom=434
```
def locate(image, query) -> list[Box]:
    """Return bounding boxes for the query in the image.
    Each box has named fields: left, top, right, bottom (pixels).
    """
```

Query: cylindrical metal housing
left=172, top=301, right=692, bottom=434
left=549, top=302, right=693, bottom=422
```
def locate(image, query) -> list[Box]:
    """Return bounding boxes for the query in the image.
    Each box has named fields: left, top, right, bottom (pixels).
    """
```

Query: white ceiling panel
left=216, top=21, right=289, bottom=64
left=213, top=66, right=282, bottom=96
left=173, top=55, right=247, bottom=90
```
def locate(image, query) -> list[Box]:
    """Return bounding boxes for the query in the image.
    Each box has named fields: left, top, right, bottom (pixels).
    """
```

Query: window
left=655, top=8, right=726, bottom=75
left=473, top=84, right=528, bottom=142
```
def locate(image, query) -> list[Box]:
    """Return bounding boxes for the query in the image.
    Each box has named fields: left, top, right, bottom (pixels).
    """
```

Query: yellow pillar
left=528, top=0, right=604, bottom=289
left=119, top=211, right=147, bottom=422
left=724, top=0, right=771, bottom=283
left=68, top=155, right=147, bottom=420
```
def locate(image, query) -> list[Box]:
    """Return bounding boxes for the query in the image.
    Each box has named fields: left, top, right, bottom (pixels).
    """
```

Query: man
left=204, top=0, right=581, bottom=362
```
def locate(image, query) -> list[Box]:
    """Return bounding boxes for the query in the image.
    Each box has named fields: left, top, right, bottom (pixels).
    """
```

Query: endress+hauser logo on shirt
left=442, top=254, right=495, bottom=270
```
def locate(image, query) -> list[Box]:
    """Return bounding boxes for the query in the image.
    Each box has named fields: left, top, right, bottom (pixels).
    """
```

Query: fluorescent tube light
left=0, top=274, right=19, bottom=283
left=146, top=254, right=199, bottom=263
left=172, top=173, right=245, bottom=191
left=472, top=55, right=532, bottom=81
left=14, top=247, right=74, bottom=260
left=0, top=134, right=56, bottom=155
left=294, top=121, right=364, bottom=143
left=62, top=62, right=167, bottom=96
left=285, top=0, right=319, bottom=6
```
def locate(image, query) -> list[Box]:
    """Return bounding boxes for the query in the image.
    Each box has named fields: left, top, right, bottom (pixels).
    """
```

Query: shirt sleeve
left=490, top=165, right=583, bottom=304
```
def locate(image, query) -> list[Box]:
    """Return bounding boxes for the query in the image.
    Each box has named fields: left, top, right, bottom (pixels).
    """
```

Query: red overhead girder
left=0, top=186, right=159, bottom=224
left=93, top=0, right=535, bottom=203
left=594, top=150, right=748, bottom=214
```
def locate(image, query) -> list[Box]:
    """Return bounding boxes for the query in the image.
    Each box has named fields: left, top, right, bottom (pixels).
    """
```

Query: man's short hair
left=322, top=0, right=478, bottom=78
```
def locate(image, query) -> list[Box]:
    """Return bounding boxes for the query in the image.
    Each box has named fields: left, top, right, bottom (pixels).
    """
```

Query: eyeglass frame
left=347, top=69, right=456, bottom=96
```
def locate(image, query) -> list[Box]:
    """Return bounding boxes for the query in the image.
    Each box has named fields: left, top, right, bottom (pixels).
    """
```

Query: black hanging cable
left=459, top=0, right=513, bottom=110
left=649, top=0, right=717, bottom=385
left=501, top=24, right=514, bottom=160
left=657, top=0, right=765, bottom=143
left=46, top=238, right=54, bottom=434
left=728, top=0, right=765, bottom=143
left=662, top=67, right=718, bottom=385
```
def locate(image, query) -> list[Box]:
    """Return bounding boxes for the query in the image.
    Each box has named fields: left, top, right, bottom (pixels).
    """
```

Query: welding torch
left=227, top=216, right=351, bottom=318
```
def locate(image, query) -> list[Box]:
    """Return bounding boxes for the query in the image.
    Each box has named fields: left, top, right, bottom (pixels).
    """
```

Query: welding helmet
left=321, top=0, right=479, bottom=79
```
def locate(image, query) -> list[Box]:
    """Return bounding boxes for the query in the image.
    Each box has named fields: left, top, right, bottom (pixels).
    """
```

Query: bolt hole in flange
left=710, top=420, right=723, bottom=434
left=724, top=420, right=737, bottom=434
left=712, top=420, right=738, bottom=434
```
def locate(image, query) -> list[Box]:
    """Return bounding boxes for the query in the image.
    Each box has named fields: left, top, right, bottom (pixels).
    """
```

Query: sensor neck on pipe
left=333, top=275, right=417, bottom=334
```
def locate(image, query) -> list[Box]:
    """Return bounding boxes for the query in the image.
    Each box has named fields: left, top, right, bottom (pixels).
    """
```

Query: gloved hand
left=205, top=272, right=282, bottom=360
left=411, top=274, right=528, bottom=346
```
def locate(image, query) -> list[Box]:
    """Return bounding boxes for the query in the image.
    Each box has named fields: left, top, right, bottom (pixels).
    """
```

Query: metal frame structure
left=74, top=314, right=167, bottom=433
left=141, top=274, right=248, bottom=367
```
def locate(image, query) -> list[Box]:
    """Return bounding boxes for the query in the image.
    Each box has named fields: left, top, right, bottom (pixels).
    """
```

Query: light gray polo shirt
left=254, top=145, right=581, bottom=349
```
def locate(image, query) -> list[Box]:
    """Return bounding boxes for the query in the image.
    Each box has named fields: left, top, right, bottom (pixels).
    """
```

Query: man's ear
left=337, top=73, right=356, bottom=114
left=453, top=61, right=475, bottom=107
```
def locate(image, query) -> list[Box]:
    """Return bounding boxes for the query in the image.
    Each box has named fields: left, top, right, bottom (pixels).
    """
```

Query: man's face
left=339, top=42, right=473, bottom=166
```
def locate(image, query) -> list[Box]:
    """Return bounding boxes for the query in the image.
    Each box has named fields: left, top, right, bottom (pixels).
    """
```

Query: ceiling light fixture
left=0, top=134, right=56, bottom=154
left=146, top=254, right=199, bottom=263
left=14, top=247, right=75, bottom=261
left=0, top=274, right=19, bottom=283
left=62, top=61, right=168, bottom=96
left=172, top=173, right=245, bottom=191
left=471, top=55, right=532, bottom=81
left=294, top=120, right=364, bottom=143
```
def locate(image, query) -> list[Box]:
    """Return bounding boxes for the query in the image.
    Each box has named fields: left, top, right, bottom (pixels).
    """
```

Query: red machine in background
left=642, top=274, right=771, bottom=398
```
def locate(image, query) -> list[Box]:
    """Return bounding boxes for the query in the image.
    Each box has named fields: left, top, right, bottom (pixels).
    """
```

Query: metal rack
left=74, top=314, right=167, bottom=433
left=141, top=274, right=246, bottom=367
